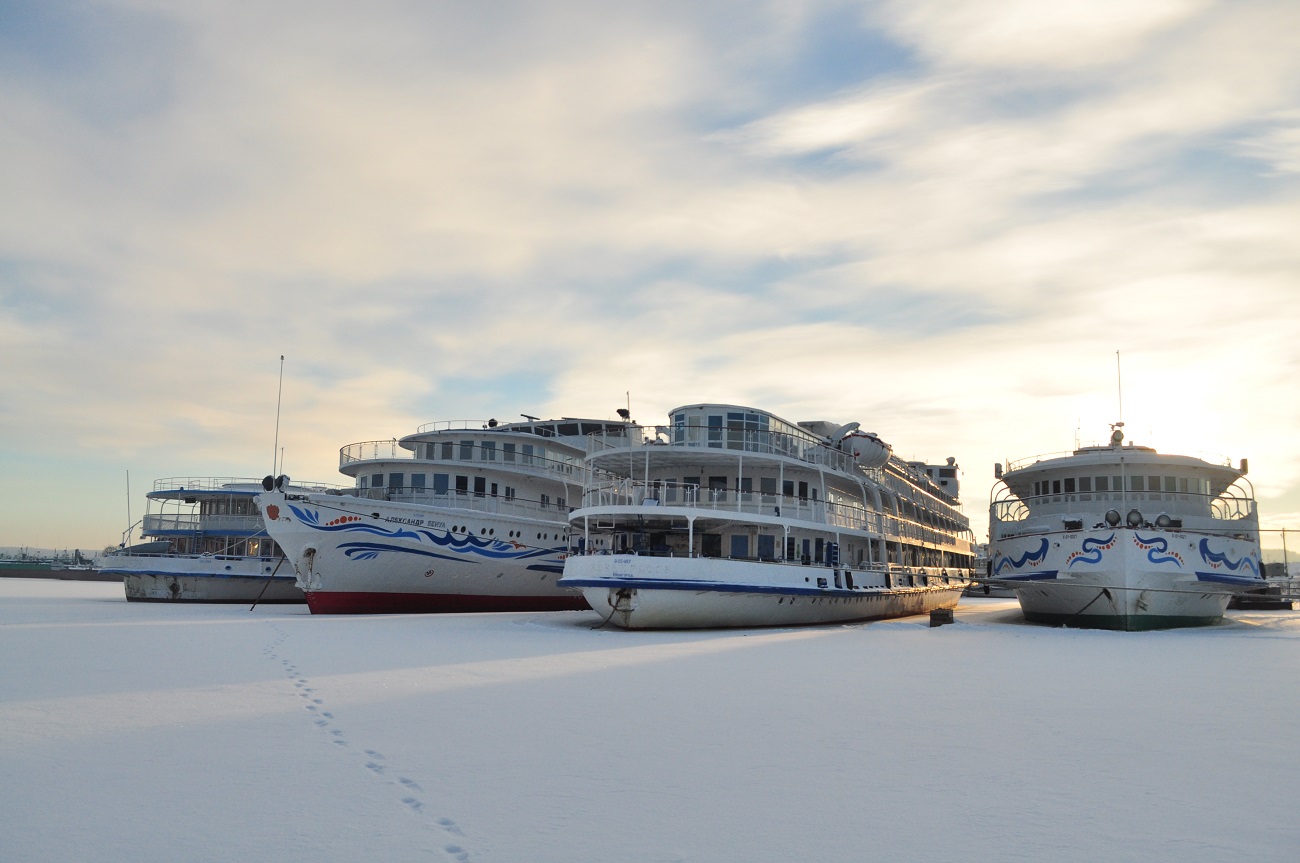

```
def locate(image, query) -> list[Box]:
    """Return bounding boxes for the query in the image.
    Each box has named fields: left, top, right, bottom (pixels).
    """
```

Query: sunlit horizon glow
left=2, top=1, right=1299, bottom=549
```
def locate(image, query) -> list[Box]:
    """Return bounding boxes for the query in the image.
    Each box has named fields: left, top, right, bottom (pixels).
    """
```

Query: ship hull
left=992, top=529, right=1260, bottom=631
left=260, top=492, right=587, bottom=614
left=562, top=554, right=964, bottom=629
left=106, top=554, right=304, bottom=603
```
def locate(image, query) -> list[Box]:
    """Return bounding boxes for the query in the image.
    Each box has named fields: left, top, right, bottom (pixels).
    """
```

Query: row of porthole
left=448, top=524, right=565, bottom=541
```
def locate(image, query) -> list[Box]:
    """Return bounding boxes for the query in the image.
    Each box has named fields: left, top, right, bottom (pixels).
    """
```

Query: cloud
left=2, top=1, right=1300, bottom=547
left=872, top=0, right=1210, bottom=70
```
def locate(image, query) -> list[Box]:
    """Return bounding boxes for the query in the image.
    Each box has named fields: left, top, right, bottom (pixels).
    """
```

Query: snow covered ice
left=2, top=578, right=1297, bottom=862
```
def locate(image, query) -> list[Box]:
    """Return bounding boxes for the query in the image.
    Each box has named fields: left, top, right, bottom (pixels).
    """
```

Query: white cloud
left=873, top=0, right=1210, bottom=70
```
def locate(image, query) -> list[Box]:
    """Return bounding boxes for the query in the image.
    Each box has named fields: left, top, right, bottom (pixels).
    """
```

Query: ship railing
left=142, top=514, right=265, bottom=534
left=1004, top=445, right=1235, bottom=473
left=339, top=439, right=582, bottom=477
left=579, top=481, right=966, bottom=547
left=151, top=477, right=344, bottom=493
left=351, top=486, right=573, bottom=520
left=991, top=491, right=1258, bottom=529
left=585, top=425, right=866, bottom=475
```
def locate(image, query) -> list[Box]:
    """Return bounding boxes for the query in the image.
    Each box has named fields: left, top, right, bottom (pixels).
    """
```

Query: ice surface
left=2, top=579, right=1297, bottom=862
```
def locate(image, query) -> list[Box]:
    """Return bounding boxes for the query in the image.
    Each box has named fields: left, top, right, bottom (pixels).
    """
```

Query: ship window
left=730, top=535, right=749, bottom=558
left=1079, top=477, right=1092, bottom=492
left=1163, top=476, right=1176, bottom=494
left=709, top=476, right=727, bottom=502
left=684, top=477, right=700, bottom=502
left=758, top=535, right=775, bottom=560
left=412, top=474, right=426, bottom=490
left=1178, top=477, right=1188, bottom=493
left=1052, top=479, right=1061, bottom=494
left=760, top=477, right=776, bottom=496
left=940, top=468, right=956, bottom=478
left=505, top=486, right=515, bottom=500
left=490, top=482, right=498, bottom=497
left=540, top=493, right=550, bottom=508
left=388, top=473, right=403, bottom=491
left=522, top=444, right=535, bottom=465
left=473, top=477, right=486, bottom=497
left=1063, top=478, right=1075, bottom=493
left=739, top=477, right=753, bottom=494
left=433, top=474, right=449, bottom=495
left=459, top=441, right=474, bottom=459
left=702, top=534, right=722, bottom=557
left=503, top=443, right=516, bottom=462
left=1130, top=476, right=1144, bottom=492
left=482, top=441, right=496, bottom=461
left=707, top=415, right=723, bottom=448
left=1094, top=476, right=1108, bottom=492
left=783, top=480, right=795, bottom=498
left=798, top=481, right=808, bottom=500
left=441, top=442, right=454, bottom=459
left=371, top=473, right=383, bottom=488
left=455, top=475, right=469, bottom=495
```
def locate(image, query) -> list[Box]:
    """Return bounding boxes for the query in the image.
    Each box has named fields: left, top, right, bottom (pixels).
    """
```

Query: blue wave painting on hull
left=1067, top=533, right=1115, bottom=568
left=993, top=538, right=1049, bottom=575
left=287, top=504, right=561, bottom=563
left=1134, top=533, right=1183, bottom=568
left=1198, top=538, right=1260, bottom=577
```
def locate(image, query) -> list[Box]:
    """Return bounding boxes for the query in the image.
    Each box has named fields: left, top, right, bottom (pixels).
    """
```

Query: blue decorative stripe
left=992, top=571, right=1060, bottom=582
left=285, top=503, right=562, bottom=563
left=992, top=538, right=1049, bottom=575
left=1195, top=571, right=1265, bottom=586
left=556, top=576, right=956, bottom=598
left=1197, top=538, right=1261, bottom=577
left=109, top=571, right=294, bottom=580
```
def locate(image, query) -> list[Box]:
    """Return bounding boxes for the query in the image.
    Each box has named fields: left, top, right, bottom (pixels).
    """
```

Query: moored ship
left=102, top=476, right=339, bottom=602
left=258, top=415, right=640, bottom=613
left=988, top=424, right=1264, bottom=630
left=558, top=403, right=976, bottom=628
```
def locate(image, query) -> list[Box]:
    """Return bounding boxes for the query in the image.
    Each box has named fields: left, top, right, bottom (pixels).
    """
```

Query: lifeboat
left=839, top=428, right=892, bottom=468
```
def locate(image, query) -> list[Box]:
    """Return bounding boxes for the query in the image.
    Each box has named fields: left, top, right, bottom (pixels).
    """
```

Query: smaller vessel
left=989, top=424, right=1265, bottom=630
left=102, top=477, right=339, bottom=602
left=559, top=404, right=976, bottom=628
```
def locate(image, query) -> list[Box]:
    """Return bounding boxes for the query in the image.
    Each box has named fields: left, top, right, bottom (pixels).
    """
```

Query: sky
left=3, top=579, right=1298, bottom=862
left=3, top=0, right=1300, bottom=552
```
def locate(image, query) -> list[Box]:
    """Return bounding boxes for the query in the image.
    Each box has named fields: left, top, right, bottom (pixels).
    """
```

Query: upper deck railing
left=1004, top=444, right=1234, bottom=473
left=339, top=439, right=582, bottom=477
left=580, top=479, right=970, bottom=549
left=991, top=488, right=1257, bottom=531
left=587, top=425, right=872, bottom=477
left=151, top=477, right=343, bottom=494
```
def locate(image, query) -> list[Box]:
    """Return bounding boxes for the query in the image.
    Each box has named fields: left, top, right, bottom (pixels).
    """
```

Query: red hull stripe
left=305, top=591, right=590, bottom=615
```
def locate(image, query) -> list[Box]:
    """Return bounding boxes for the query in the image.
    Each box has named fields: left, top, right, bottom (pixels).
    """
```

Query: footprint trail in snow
left=263, top=622, right=472, bottom=861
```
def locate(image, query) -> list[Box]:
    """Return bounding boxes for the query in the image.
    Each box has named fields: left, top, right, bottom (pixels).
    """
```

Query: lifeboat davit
left=836, top=426, right=892, bottom=468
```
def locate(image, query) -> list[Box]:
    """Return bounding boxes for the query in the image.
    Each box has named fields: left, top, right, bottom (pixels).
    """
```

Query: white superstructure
left=559, top=404, right=976, bottom=628
left=988, top=424, right=1265, bottom=630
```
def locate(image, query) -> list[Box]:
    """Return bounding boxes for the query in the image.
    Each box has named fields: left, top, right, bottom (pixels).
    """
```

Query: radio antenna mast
left=272, top=355, right=284, bottom=476
left=1115, top=350, right=1123, bottom=424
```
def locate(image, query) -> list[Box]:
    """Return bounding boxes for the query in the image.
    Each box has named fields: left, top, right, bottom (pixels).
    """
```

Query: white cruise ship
left=558, top=403, right=976, bottom=628
left=988, top=424, right=1265, bottom=630
left=258, top=415, right=639, bottom=613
